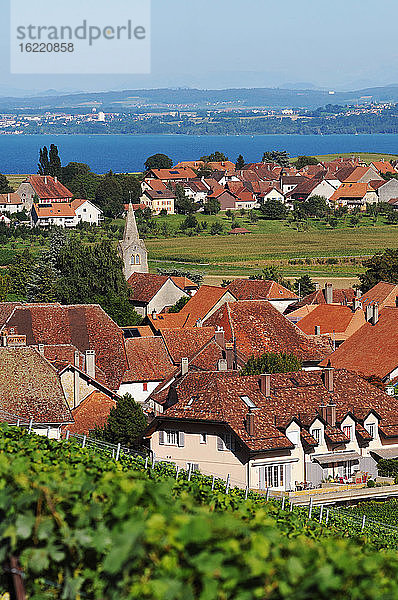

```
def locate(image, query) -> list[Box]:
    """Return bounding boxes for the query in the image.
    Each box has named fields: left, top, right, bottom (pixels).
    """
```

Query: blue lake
left=1, top=133, right=398, bottom=173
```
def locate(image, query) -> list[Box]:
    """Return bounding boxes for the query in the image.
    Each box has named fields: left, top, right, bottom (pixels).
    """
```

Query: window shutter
left=159, top=431, right=164, bottom=445
left=178, top=431, right=185, bottom=447
left=217, top=436, right=224, bottom=451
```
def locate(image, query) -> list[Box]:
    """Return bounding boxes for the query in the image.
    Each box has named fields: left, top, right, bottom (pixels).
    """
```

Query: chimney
left=323, top=367, right=334, bottom=393
left=152, top=309, right=157, bottom=320
left=314, top=325, right=321, bottom=336
left=259, top=373, right=271, bottom=398
left=44, top=176, right=48, bottom=185
left=1, top=333, right=7, bottom=347
left=85, top=350, right=96, bottom=379
left=214, top=326, right=225, bottom=348
left=366, top=304, right=373, bottom=322
left=371, top=303, right=379, bottom=325
left=353, top=297, right=361, bottom=311
left=225, top=343, right=235, bottom=370
left=38, top=344, right=45, bottom=355
left=246, top=411, right=255, bottom=436
left=217, top=358, right=227, bottom=371
left=395, top=296, right=398, bottom=308
left=320, top=401, right=336, bottom=427
left=325, top=283, right=333, bottom=304
left=181, top=357, right=189, bottom=376
left=74, top=350, right=80, bottom=368
left=315, top=282, right=320, bottom=291
left=7, top=193, right=10, bottom=202
left=196, top=318, right=203, bottom=328
left=54, top=176, right=58, bottom=183
left=355, top=288, right=361, bottom=299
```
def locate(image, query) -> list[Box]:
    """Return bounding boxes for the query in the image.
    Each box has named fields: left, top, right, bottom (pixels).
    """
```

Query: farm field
left=311, top=152, right=398, bottom=163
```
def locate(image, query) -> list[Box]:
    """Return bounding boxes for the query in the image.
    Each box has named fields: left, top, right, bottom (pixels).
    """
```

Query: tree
left=301, top=196, right=329, bottom=218
left=174, top=185, right=197, bottom=214
left=200, top=151, right=228, bottom=162
left=93, top=394, right=147, bottom=448
left=386, top=212, right=398, bottom=225
left=61, top=162, right=100, bottom=199
left=180, top=214, right=199, bottom=231
left=260, top=199, right=288, bottom=220
left=8, top=248, right=34, bottom=298
left=38, top=146, right=50, bottom=175
left=48, top=144, right=62, bottom=179
left=56, top=239, right=141, bottom=326
left=294, top=275, right=315, bottom=297
left=169, top=296, right=190, bottom=313
left=95, top=172, right=124, bottom=218
left=0, top=174, right=13, bottom=193
left=210, top=222, right=223, bottom=235
left=144, top=154, right=173, bottom=171
left=27, top=230, right=67, bottom=303
left=157, top=268, right=203, bottom=285
left=262, top=150, right=290, bottom=167
left=0, top=272, right=10, bottom=302
left=240, top=351, right=302, bottom=376
left=359, top=248, right=398, bottom=292
left=203, top=198, right=220, bottom=215
left=235, top=155, right=245, bottom=170
left=295, top=155, right=319, bottom=170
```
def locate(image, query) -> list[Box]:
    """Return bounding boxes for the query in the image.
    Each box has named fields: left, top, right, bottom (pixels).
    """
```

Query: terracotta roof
left=149, top=286, right=236, bottom=330
left=27, top=175, right=72, bottom=200
left=360, top=281, right=398, bottom=310
left=127, top=273, right=168, bottom=303
left=170, top=276, right=198, bottom=290
left=296, top=304, right=365, bottom=338
left=33, top=203, right=75, bottom=218
left=288, top=288, right=356, bottom=311
left=330, top=183, right=371, bottom=203
left=0, top=347, right=72, bottom=424
left=2, top=304, right=128, bottom=390
left=122, top=337, right=175, bottom=382
left=371, top=161, right=395, bottom=175
left=189, top=340, right=224, bottom=371
left=205, top=300, right=332, bottom=362
left=333, top=165, right=357, bottom=182
left=227, top=279, right=297, bottom=301
left=368, top=179, right=386, bottom=191
left=65, top=391, right=116, bottom=435
left=343, top=166, right=377, bottom=183
left=154, top=369, right=398, bottom=452
left=0, top=302, right=23, bottom=328
left=322, top=307, right=398, bottom=379
left=228, top=228, right=251, bottom=234
left=144, top=189, right=176, bottom=200
left=150, top=167, right=197, bottom=180
left=43, top=344, right=83, bottom=372
left=143, top=178, right=168, bottom=191
left=0, top=193, right=22, bottom=205
left=160, top=327, right=216, bottom=364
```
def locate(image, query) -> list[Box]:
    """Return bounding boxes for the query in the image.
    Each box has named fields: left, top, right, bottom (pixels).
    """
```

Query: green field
left=5, top=174, right=31, bottom=189
left=312, top=152, right=398, bottom=163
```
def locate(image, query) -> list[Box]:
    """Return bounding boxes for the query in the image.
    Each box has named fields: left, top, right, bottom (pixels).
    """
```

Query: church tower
left=118, top=203, right=148, bottom=280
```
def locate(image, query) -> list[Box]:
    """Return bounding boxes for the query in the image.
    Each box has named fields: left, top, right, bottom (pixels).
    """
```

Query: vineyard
left=1, top=424, right=398, bottom=599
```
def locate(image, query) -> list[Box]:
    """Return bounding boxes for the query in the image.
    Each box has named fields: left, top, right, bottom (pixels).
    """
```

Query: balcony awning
left=370, top=448, right=398, bottom=460
left=312, top=451, right=361, bottom=465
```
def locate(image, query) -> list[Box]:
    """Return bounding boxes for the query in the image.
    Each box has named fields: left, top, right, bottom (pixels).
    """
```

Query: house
left=322, top=306, right=398, bottom=383
left=329, top=183, right=378, bottom=210
left=370, top=160, right=396, bottom=176
left=147, top=285, right=237, bottom=331
left=147, top=368, right=398, bottom=489
left=140, top=188, right=176, bottom=215
left=209, top=188, right=238, bottom=211
left=149, top=167, right=197, bottom=182
left=255, top=183, right=285, bottom=205
left=118, top=203, right=148, bottom=279
left=127, top=273, right=189, bottom=317
left=0, top=345, right=73, bottom=437
left=205, top=300, right=332, bottom=367
left=228, top=227, right=251, bottom=235
left=286, top=283, right=356, bottom=313
left=0, top=192, right=23, bottom=214
left=16, top=175, right=73, bottom=211
left=1, top=303, right=128, bottom=392
left=174, top=160, right=236, bottom=172
left=360, top=281, right=398, bottom=311
left=286, top=176, right=337, bottom=203
left=225, top=279, right=298, bottom=313
left=63, top=391, right=117, bottom=436
left=280, top=175, right=305, bottom=195
left=170, top=276, right=199, bottom=297
left=343, top=166, right=383, bottom=184
left=374, top=178, right=398, bottom=203
left=31, top=202, right=77, bottom=228
left=71, top=199, right=103, bottom=226
left=296, top=304, right=366, bottom=347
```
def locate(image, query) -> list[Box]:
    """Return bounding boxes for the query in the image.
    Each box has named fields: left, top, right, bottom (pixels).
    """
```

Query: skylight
left=240, top=395, right=257, bottom=409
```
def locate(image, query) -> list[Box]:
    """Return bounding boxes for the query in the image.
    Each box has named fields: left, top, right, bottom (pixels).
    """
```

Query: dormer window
left=366, top=423, right=376, bottom=439
left=311, top=428, right=322, bottom=444
left=343, top=426, right=352, bottom=441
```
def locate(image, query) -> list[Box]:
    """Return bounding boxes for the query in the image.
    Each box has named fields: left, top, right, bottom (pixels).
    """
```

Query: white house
left=71, top=199, right=103, bottom=226
left=0, top=193, right=23, bottom=214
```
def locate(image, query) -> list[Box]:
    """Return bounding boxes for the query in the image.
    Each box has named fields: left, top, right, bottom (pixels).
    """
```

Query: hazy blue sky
left=1, top=0, right=398, bottom=95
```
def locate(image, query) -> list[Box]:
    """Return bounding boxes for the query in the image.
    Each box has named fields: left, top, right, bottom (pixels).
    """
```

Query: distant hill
left=2, top=84, right=398, bottom=112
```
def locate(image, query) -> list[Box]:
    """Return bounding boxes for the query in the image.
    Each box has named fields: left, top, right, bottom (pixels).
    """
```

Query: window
left=366, top=423, right=376, bottom=439
left=311, top=428, right=322, bottom=444
left=217, top=433, right=236, bottom=452
left=287, top=430, right=299, bottom=447
left=131, top=254, right=141, bottom=265
left=199, top=433, right=207, bottom=444
left=260, top=464, right=284, bottom=489
left=343, top=426, right=352, bottom=441
left=165, top=431, right=178, bottom=445
left=187, top=462, right=199, bottom=472
left=240, top=395, right=257, bottom=409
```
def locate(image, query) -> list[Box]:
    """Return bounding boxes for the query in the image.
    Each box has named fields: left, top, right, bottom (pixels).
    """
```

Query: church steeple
left=118, top=202, right=148, bottom=280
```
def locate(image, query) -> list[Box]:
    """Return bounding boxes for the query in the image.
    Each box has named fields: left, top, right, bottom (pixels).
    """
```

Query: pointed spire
left=123, top=202, right=139, bottom=243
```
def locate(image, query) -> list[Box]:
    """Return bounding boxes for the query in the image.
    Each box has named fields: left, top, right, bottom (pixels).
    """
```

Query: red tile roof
left=205, top=300, right=332, bottom=362
left=150, top=167, right=197, bottom=180
left=321, top=307, right=398, bottom=379
left=122, top=337, right=175, bottom=382
left=0, top=193, right=23, bottom=206
left=289, top=288, right=356, bottom=311
left=170, top=276, right=198, bottom=290
left=0, top=302, right=23, bottom=328
left=227, top=279, right=297, bottom=301
left=154, top=369, right=397, bottom=452
left=127, top=273, right=168, bottom=303
left=0, top=347, right=72, bottom=424
left=65, top=391, right=116, bottom=435
left=343, top=166, right=378, bottom=183
left=34, top=203, right=75, bottom=218
left=330, top=183, right=372, bottom=203
left=360, top=281, right=398, bottom=310
left=27, top=175, right=73, bottom=200
left=371, top=161, right=395, bottom=175
left=160, top=327, right=216, bottom=364
left=228, top=227, right=252, bottom=235
left=3, top=304, right=128, bottom=390
left=296, top=304, right=365, bottom=336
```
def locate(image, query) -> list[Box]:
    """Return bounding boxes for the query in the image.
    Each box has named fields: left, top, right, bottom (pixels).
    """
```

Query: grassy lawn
left=5, top=174, right=31, bottom=189
left=311, top=152, right=398, bottom=163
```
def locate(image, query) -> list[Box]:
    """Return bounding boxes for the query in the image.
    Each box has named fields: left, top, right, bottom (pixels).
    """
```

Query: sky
left=1, top=0, right=398, bottom=96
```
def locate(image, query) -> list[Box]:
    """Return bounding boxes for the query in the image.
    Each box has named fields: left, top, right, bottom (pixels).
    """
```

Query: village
left=2, top=148, right=398, bottom=502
